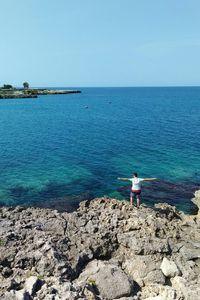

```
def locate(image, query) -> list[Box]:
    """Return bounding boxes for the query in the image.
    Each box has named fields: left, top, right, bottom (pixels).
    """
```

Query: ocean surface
left=0, top=87, right=200, bottom=213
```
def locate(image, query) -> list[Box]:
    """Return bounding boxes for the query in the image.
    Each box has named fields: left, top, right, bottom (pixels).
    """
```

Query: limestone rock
left=123, top=255, right=163, bottom=287
left=144, top=269, right=165, bottom=285
left=171, top=276, right=200, bottom=300
left=143, top=297, right=165, bottom=300
left=24, top=276, right=42, bottom=296
left=1, top=196, right=200, bottom=299
left=4, top=289, right=31, bottom=300
left=94, top=265, right=133, bottom=299
left=77, top=260, right=135, bottom=299
left=180, top=245, right=200, bottom=260
left=160, top=257, right=180, bottom=277
left=191, top=190, right=200, bottom=219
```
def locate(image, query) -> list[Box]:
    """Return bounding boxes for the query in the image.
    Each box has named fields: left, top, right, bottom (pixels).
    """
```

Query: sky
left=1, top=0, right=200, bottom=87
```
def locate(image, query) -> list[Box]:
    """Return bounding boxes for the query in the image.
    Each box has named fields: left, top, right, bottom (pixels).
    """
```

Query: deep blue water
left=0, top=87, right=200, bottom=213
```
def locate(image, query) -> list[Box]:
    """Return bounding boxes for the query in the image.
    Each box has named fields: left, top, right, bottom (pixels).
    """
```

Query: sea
left=0, top=87, right=200, bottom=213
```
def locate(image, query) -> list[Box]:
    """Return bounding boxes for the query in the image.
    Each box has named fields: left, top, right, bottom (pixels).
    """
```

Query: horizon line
left=2, top=84, right=200, bottom=88
left=31, top=85, right=200, bottom=88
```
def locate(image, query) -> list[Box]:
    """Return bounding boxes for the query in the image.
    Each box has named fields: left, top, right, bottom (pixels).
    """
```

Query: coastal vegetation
left=23, top=82, right=29, bottom=89
left=0, top=83, right=81, bottom=99
left=1, top=84, right=13, bottom=89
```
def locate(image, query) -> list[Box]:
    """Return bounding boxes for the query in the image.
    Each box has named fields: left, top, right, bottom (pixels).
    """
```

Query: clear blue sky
left=1, top=0, right=200, bottom=87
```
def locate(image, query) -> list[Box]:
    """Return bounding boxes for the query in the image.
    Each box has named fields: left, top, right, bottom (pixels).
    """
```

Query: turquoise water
left=0, top=87, right=200, bottom=213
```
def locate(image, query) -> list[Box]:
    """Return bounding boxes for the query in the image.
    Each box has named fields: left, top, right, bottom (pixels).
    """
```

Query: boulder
left=160, top=257, right=180, bottom=277
left=94, top=265, right=133, bottom=299
left=180, top=245, right=200, bottom=260
left=144, top=270, right=165, bottom=285
left=123, top=255, right=163, bottom=287
left=77, top=260, right=135, bottom=299
left=24, top=276, right=42, bottom=296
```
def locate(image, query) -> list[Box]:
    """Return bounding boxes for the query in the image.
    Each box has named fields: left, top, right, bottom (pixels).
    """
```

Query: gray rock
left=114, top=296, right=136, bottom=300
left=77, top=260, right=135, bottom=299
left=171, top=276, right=200, bottom=300
left=123, top=255, right=163, bottom=287
left=180, top=245, right=200, bottom=260
left=1, top=196, right=200, bottom=299
left=94, top=265, right=133, bottom=299
left=144, top=269, right=166, bottom=285
left=143, top=297, right=165, bottom=300
left=117, top=233, right=170, bottom=255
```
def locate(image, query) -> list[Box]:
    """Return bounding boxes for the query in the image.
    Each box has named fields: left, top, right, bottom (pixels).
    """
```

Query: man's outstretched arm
left=117, top=177, right=130, bottom=181
left=143, top=178, right=158, bottom=181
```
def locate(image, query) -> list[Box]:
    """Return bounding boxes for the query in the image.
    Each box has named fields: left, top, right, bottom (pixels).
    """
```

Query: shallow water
left=0, top=87, right=200, bottom=213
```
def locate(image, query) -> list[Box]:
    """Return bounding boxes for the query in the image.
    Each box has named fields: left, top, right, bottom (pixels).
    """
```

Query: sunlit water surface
left=0, top=87, right=200, bottom=213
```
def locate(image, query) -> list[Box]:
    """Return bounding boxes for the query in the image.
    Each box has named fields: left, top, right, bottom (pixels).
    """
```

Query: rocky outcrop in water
left=0, top=88, right=81, bottom=99
left=191, top=190, right=200, bottom=219
left=0, top=194, right=200, bottom=300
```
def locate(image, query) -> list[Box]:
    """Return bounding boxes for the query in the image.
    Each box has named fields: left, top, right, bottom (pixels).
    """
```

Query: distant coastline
left=0, top=83, right=81, bottom=99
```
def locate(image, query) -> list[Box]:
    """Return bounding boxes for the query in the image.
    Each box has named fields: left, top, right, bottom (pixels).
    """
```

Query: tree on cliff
left=2, top=84, right=13, bottom=89
left=23, top=82, right=29, bottom=89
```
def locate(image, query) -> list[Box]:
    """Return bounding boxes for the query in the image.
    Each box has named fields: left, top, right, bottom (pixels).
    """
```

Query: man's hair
left=133, top=172, right=138, bottom=177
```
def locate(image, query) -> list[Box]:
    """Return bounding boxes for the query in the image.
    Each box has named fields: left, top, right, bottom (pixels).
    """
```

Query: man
left=118, top=173, right=157, bottom=207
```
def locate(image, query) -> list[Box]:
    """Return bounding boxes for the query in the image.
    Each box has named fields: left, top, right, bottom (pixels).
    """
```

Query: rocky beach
left=1, top=192, right=200, bottom=300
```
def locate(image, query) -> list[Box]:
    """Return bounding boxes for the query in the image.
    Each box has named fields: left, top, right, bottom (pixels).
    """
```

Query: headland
left=0, top=83, right=81, bottom=99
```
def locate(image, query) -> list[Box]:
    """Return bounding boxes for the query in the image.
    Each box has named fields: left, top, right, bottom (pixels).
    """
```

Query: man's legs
left=136, top=194, right=141, bottom=207
left=130, top=192, right=133, bottom=205
left=130, top=191, right=141, bottom=206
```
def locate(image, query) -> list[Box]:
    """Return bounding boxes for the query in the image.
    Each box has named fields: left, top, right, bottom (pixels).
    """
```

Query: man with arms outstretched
left=118, top=173, right=157, bottom=207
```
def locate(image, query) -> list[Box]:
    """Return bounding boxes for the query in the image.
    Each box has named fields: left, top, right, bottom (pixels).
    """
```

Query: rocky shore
left=36, top=89, right=81, bottom=96
left=0, top=89, right=81, bottom=99
left=0, top=192, right=200, bottom=300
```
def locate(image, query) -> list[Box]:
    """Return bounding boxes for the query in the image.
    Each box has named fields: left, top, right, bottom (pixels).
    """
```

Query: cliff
left=0, top=195, right=200, bottom=300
